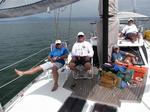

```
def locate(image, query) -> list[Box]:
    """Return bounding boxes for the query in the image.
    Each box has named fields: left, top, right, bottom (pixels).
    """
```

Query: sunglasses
left=56, top=43, right=61, bottom=46
left=78, top=35, right=84, bottom=38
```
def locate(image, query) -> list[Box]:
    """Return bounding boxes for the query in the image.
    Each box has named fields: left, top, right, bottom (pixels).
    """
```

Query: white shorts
left=40, top=62, right=63, bottom=72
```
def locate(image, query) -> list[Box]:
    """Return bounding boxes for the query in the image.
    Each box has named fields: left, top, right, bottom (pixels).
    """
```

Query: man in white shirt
left=69, top=32, right=94, bottom=72
left=120, top=18, right=139, bottom=42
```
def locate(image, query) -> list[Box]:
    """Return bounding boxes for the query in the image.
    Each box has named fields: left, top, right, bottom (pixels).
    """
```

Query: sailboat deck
left=63, top=69, right=147, bottom=107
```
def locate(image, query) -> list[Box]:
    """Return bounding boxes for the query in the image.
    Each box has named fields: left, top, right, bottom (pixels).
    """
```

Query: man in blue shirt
left=15, top=40, right=69, bottom=91
left=111, top=44, right=137, bottom=66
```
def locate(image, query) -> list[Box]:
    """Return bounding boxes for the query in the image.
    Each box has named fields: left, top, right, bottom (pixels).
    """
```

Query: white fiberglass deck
left=117, top=34, right=144, bottom=47
left=4, top=40, right=150, bottom=112
left=6, top=69, right=72, bottom=112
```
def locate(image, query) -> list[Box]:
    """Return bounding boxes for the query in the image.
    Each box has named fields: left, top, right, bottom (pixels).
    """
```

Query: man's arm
left=126, top=52, right=136, bottom=58
left=134, top=24, right=139, bottom=33
left=87, top=42, right=94, bottom=57
left=119, top=32, right=124, bottom=38
left=48, top=50, right=58, bottom=62
left=115, top=60, right=128, bottom=66
left=59, top=48, right=69, bottom=60
left=112, top=52, right=128, bottom=66
left=48, top=55, right=55, bottom=63
left=71, top=43, right=77, bottom=56
left=59, top=53, right=68, bottom=60
left=120, top=25, right=127, bottom=37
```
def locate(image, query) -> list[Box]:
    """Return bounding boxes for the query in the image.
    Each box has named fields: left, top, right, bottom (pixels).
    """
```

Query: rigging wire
left=0, top=0, right=6, bottom=4
left=0, top=55, right=48, bottom=89
left=67, top=4, right=73, bottom=40
left=0, top=56, right=47, bottom=101
left=0, top=76, right=21, bottom=89
left=131, top=0, right=137, bottom=13
left=0, top=47, right=49, bottom=72
left=53, top=5, right=74, bottom=43
left=54, top=8, right=60, bottom=38
left=0, top=47, right=49, bottom=88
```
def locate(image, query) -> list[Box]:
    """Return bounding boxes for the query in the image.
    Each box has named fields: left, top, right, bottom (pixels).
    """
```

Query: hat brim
left=128, top=19, right=133, bottom=22
left=55, top=42, right=61, bottom=44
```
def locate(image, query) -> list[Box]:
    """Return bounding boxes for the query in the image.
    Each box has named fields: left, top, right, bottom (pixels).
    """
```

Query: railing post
left=0, top=103, right=4, bottom=112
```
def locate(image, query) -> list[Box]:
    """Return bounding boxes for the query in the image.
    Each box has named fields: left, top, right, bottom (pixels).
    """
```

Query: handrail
left=142, top=100, right=150, bottom=111
left=0, top=47, right=49, bottom=72
left=0, top=103, right=3, bottom=112
left=144, top=40, right=150, bottom=48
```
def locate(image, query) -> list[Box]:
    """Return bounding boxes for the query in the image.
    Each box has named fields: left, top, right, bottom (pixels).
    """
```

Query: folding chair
left=72, top=58, right=94, bottom=79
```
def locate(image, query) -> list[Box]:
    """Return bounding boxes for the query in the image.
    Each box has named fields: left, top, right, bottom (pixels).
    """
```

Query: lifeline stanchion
left=0, top=103, right=4, bottom=112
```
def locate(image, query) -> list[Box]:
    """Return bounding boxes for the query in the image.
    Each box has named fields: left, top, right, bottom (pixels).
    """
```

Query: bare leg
left=131, top=57, right=138, bottom=64
left=129, top=36, right=137, bottom=43
left=51, top=66, right=59, bottom=91
left=127, top=33, right=138, bottom=43
left=84, top=62, right=92, bottom=75
left=69, top=62, right=77, bottom=71
left=68, top=57, right=78, bottom=71
left=124, top=57, right=133, bottom=65
left=15, top=66, right=43, bottom=76
left=84, top=62, right=91, bottom=71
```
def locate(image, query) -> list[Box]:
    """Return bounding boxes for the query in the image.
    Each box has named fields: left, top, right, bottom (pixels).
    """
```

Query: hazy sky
left=119, top=0, right=150, bottom=16
left=39, top=0, right=150, bottom=18
left=3, top=0, right=150, bottom=19
left=70, top=0, right=99, bottom=17
left=41, top=0, right=99, bottom=18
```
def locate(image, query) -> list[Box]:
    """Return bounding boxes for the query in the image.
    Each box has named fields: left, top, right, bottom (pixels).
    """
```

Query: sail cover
left=0, top=0, right=79, bottom=18
left=97, top=0, right=119, bottom=63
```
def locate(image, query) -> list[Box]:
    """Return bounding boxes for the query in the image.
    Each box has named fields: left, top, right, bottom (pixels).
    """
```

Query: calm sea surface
left=0, top=19, right=94, bottom=68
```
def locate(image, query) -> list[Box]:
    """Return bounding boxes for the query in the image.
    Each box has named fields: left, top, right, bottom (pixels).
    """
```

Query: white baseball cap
left=113, top=44, right=119, bottom=49
left=55, top=40, right=61, bottom=44
left=128, top=18, right=134, bottom=22
left=77, top=32, right=85, bottom=37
